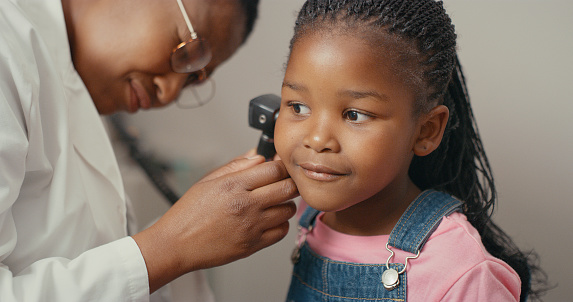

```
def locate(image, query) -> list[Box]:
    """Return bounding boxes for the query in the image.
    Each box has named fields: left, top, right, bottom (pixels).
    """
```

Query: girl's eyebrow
left=283, top=80, right=389, bottom=102
left=282, top=80, right=306, bottom=92
left=337, top=89, right=389, bottom=102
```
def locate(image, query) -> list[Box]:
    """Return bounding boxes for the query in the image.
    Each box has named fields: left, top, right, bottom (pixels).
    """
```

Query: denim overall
left=286, top=190, right=462, bottom=302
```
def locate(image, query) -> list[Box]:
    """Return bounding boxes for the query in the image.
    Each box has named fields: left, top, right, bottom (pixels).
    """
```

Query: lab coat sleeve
left=0, top=238, right=150, bottom=302
left=0, top=90, right=149, bottom=302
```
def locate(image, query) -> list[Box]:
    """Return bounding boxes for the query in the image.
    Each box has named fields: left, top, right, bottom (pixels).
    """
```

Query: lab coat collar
left=65, top=64, right=127, bottom=204
left=28, top=0, right=128, bottom=202
left=19, top=0, right=73, bottom=71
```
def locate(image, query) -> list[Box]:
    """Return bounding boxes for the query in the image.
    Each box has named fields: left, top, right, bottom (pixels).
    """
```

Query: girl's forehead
left=286, top=32, right=420, bottom=107
left=294, top=28, right=425, bottom=98
left=290, top=32, right=399, bottom=76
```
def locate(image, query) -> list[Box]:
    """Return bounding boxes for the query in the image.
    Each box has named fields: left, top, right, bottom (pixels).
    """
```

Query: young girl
left=274, top=0, right=543, bottom=301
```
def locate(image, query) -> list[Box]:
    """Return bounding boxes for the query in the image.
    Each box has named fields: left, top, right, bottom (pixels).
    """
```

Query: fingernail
left=247, top=155, right=263, bottom=160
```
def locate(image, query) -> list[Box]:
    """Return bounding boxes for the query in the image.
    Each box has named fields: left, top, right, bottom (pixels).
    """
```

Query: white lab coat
left=0, top=0, right=212, bottom=301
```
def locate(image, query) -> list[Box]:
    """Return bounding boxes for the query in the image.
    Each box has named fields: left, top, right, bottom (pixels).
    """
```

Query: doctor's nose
left=153, top=72, right=188, bottom=106
left=302, top=121, right=341, bottom=153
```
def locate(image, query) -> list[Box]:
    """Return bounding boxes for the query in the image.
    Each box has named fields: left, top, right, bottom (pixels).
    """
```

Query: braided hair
left=289, top=1, right=547, bottom=300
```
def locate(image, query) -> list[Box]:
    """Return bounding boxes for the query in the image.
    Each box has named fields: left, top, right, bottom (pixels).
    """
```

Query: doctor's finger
left=259, top=200, right=297, bottom=228
left=257, top=220, right=292, bottom=250
left=236, top=160, right=293, bottom=192
left=199, top=155, right=265, bottom=183
left=238, top=148, right=257, bottom=159
left=249, top=177, right=299, bottom=209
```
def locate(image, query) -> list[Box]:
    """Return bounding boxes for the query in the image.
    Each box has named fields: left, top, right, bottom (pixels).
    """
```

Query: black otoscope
left=248, top=94, right=281, bottom=160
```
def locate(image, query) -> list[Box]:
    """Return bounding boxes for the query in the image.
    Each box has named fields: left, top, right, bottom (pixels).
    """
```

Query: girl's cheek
left=275, top=124, right=296, bottom=159
left=273, top=123, right=286, bottom=157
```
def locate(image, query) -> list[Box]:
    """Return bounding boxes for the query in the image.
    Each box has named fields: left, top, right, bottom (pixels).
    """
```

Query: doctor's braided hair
left=289, top=0, right=547, bottom=300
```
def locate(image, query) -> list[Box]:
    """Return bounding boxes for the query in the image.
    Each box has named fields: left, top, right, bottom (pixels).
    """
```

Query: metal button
left=382, top=268, right=399, bottom=290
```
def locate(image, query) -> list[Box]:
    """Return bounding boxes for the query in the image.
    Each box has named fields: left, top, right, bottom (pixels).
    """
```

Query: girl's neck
left=321, top=181, right=421, bottom=236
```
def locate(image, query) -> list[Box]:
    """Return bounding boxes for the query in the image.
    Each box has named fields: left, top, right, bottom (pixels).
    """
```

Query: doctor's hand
left=132, top=155, right=298, bottom=293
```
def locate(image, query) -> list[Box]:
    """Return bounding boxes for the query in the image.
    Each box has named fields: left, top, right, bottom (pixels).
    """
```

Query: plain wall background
left=118, top=1, right=573, bottom=301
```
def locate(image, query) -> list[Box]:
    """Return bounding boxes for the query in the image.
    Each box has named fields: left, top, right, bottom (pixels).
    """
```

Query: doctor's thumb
left=198, top=155, right=265, bottom=183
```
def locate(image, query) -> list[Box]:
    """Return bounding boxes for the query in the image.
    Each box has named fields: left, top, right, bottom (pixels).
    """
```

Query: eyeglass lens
left=171, top=39, right=213, bottom=74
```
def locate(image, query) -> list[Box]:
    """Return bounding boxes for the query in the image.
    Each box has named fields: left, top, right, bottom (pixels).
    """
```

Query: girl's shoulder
left=427, top=212, right=512, bottom=267
left=408, top=212, right=521, bottom=301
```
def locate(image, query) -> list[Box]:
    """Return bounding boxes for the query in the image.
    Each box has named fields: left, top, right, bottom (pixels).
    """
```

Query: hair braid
left=289, top=1, right=548, bottom=300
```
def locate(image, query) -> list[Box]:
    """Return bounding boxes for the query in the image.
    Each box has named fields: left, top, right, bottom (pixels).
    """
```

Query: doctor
left=0, top=0, right=297, bottom=301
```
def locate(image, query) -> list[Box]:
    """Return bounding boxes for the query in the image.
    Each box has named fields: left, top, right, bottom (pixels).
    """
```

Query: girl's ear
left=414, top=105, right=449, bottom=156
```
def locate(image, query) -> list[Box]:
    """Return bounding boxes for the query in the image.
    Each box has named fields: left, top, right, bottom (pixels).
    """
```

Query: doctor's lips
left=298, top=162, right=348, bottom=181
left=129, top=80, right=152, bottom=112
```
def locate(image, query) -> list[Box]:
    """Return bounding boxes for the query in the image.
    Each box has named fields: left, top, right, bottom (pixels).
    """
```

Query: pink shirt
left=301, top=210, right=521, bottom=301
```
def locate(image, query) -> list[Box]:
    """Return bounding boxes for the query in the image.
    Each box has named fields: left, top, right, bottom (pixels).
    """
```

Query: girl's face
left=275, top=32, right=424, bottom=213
left=69, top=0, right=246, bottom=114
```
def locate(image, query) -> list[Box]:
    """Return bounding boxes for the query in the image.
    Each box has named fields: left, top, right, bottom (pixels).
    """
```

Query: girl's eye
left=344, top=110, right=371, bottom=122
left=288, top=102, right=310, bottom=115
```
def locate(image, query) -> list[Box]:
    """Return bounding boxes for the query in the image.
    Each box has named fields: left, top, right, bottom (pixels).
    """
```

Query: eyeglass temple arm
left=176, top=0, right=198, bottom=40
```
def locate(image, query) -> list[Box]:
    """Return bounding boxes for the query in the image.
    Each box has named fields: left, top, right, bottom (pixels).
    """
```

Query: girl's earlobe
left=413, top=105, right=449, bottom=156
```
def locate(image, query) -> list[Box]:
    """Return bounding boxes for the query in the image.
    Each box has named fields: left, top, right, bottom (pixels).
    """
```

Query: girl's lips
left=298, top=162, right=348, bottom=181
left=130, top=80, right=151, bottom=111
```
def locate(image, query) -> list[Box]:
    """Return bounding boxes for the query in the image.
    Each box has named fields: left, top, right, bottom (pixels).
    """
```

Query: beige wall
left=121, top=1, right=572, bottom=300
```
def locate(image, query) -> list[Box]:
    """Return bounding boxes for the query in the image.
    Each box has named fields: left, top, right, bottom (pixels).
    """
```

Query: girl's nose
left=302, top=119, right=341, bottom=153
left=153, top=72, right=188, bottom=105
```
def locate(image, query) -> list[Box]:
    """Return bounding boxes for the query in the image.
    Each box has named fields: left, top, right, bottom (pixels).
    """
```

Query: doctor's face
left=70, top=0, right=246, bottom=114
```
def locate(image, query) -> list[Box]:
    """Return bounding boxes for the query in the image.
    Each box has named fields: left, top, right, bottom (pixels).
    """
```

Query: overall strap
left=298, top=190, right=462, bottom=251
left=299, top=205, right=320, bottom=229
left=388, top=190, right=462, bottom=254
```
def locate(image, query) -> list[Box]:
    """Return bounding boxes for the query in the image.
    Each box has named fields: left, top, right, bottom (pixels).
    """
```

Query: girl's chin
left=300, top=196, right=347, bottom=213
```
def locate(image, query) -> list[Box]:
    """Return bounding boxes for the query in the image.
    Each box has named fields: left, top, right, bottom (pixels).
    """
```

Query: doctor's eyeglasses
left=172, top=0, right=215, bottom=108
